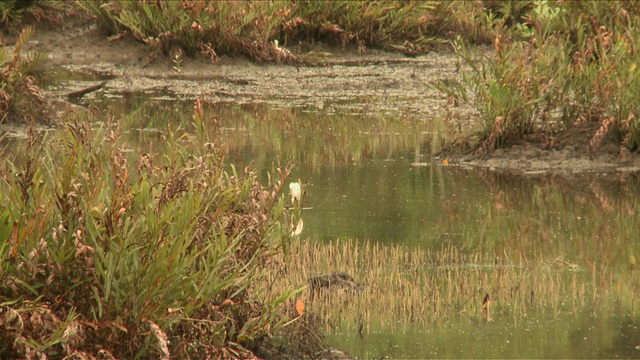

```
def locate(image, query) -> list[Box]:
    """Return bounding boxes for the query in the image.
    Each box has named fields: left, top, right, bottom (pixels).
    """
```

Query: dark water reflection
left=79, top=93, right=639, bottom=359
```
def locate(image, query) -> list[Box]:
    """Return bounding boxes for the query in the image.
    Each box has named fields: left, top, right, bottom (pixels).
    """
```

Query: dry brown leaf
left=147, top=320, right=170, bottom=360
left=218, top=299, right=234, bottom=310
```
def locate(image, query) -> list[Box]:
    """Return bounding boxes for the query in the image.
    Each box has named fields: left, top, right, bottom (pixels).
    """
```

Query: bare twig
left=65, top=81, right=107, bottom=99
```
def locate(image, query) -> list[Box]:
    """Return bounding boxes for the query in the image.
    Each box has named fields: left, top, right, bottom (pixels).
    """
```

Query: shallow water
left=338, top=311, right=639, bottom=359
left=66, top=92, right=640, bottom=358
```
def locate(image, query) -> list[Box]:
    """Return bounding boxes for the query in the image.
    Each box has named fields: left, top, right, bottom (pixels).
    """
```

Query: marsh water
left=62, top=90, right=640, bottom=358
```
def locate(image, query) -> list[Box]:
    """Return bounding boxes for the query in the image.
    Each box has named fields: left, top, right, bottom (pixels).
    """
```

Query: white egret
left=291, top=218, right=304, bottom=236
left=289, top=182, right=301, bottom=206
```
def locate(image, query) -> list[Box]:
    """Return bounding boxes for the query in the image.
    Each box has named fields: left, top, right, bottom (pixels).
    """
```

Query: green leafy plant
left=433, top=1, right=640, bottom=154
left=0, top=107, right=305, bottom=358
left=286, top=1, right=443, bottom=54
left=77, top=1, right=470, bottom=63
left=0, top=0, right=64, bottom=29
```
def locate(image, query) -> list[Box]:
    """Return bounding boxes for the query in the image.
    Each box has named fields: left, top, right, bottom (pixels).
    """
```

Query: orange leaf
left=295, top=299, right=304, bottom=316
left=442, top=158, right=449, bottom=165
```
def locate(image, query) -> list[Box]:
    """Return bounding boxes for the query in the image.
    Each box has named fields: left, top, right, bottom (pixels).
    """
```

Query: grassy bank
left=435, top=1, right=640, bottom=154
left=0, top=106, right=315, bottom=358
left=76, top=1, right=451, bottom=64
left=72, top=0, right=531, bottom=63
left=5, top=1, right=639, bottom=156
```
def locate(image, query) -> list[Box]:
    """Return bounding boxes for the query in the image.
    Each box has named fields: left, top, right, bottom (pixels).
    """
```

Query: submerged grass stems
left=271, top=235, right=638, bottom=333
left=0, top=108, right=310, bottom=358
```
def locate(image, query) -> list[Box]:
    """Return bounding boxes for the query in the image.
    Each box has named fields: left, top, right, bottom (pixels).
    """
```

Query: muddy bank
left=455, top=140, right=640, bottom=175
left=32, top=22, right=457, bottom=119
left=13, top=22, right=640, bottom=174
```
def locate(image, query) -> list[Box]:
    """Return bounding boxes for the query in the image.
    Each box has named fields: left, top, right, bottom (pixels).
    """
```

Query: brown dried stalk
left=589, top=116, right=613, bottom=153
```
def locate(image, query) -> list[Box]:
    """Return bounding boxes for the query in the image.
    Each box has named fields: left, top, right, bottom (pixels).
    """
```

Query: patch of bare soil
left=11, top=19, right=640, bottom=175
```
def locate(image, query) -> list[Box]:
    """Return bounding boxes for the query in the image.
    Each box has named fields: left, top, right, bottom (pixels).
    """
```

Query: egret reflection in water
left=291, top=218, right=304, bottom=236
left=289, top=182, right=303, bottom=236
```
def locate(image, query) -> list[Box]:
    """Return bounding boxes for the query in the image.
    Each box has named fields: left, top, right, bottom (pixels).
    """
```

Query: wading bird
left=289, top=182, right=301, bottom=205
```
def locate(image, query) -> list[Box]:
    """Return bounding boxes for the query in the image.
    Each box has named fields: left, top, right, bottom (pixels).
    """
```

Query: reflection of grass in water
left=80, top=96, right=450, bottom=173
left=210, top=103, right=449, bottom=171
left=449, top=173, right=640, bottom=277
left=272, top=236, right=638, bottom=332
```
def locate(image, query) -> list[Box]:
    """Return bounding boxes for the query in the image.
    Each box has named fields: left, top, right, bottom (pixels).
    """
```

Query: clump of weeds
left=77, top=1, right=311, bottom=64
left=0, top=0, right=64, bottom=30
left=433, top=1, right=640, bottom=156
left=75, top=1, right=518, bottom=64
left=0, top=105, right=325, bottom=358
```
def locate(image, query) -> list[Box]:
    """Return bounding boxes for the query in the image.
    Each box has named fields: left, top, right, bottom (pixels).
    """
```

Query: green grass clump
left=77, top=1, right=499, bottom=63
left=74, top=0, right=543, bottom=63
left=77, top=1, right=309, bottom=64
left=435, top=1, right=640, bottom=154
left=0, top=0, right=64, bottom=29
left=285, top=1, right=443, bottom=54
left=0, top=111, right=305, bottom=358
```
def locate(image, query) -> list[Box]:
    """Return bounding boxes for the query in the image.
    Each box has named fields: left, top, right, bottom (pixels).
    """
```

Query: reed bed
left=271, top=238, right=638, bottom=333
